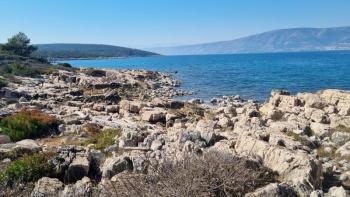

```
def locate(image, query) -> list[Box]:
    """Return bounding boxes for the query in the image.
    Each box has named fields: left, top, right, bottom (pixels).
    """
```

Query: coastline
left=1, top=67, right=350, bottom=196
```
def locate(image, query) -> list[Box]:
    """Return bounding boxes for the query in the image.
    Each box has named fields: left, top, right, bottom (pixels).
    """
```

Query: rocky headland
left=0, top=67, right=350, bottom=197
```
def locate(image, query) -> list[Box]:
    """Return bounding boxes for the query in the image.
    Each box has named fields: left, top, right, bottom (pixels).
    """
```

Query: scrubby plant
left=331, top=125, right=350, bottom=134
left=87, top=128, right=122, bottom=150
left=0, top=78, right=7, bottom=88
left=0, top=153, right=54, bottom=186
left=9, top=63, right=39, bottom=77
left=0, top=63, right=39, bottom=78
left=100, top=151, right=277, bottom=197
left=0, top=109, right=59, bottom=141
left=83, top=68, right=106, bottom=77
left=57, top=62, right=72, bottom=68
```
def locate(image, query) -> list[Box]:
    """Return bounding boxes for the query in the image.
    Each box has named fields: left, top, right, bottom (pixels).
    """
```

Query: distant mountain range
left=148, top=26, right=350, bottom=55
left=35, top=44, right=158, bottom=59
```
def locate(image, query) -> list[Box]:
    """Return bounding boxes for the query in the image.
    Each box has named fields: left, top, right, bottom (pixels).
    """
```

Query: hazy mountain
left=148, top=27, right=350, bottom=55
left=35, top=44, right=158, bottom=59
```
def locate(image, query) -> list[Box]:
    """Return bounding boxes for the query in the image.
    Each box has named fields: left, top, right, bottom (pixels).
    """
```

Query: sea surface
left=60, top=51, right=350, bottom=102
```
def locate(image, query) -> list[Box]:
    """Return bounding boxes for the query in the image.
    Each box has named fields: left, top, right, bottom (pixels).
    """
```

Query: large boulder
left=245, top=183, right=297, bottom=197
left=101, top=156, right=133, bottom=179
left=0, top=135, right=11, bottom=144
left=119, top=100, right=144, bottom=113
left=235, top=135, right=322, bottom=196
left=16, top=139, right=40, bottom=149
left=61, top=177, right=92, bottom=197
left=331, top=131, right=350, bottom=146
left=298, top=93, right=326, bottom=109
left=141, top=108, right=166, bottom=124
left=319, top=89, right=350, bottom=115
left=65, top=155, right=90, bottom=183
left=310, top=123, right=330, bottom=138
left=335, top=141, right=350, bottom=158
left=305, top=108, right=330, bottom=124
left=0, top=140, right=41, bottom=160
left=31, top=177, right=64, bottom=197
left=118, top=129, right=145, bottom=147
left=105, top=105, right=119, bottom=113
left=326, top=186, right=348, bottom=197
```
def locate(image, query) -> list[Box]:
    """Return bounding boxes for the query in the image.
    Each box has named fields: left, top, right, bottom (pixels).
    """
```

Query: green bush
left=83, top=68, right=106, bottom=77
left=0, top=153, right=53, bottom=186
left=57, top=62, right=72, bottom=68
left=88, top=128, right=122, bottom=150
left=0, top=78, right=7, bottom=88
left=8, top=64, right=38, bottom=77
left=0, top=64, right=39, bottom=78
left=0, top=109, right=59, bottom=141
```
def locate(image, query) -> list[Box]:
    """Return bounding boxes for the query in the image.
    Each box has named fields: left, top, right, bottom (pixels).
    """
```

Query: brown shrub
left=0, top=108, right=59, bottom=141
left=99, top=151, right=277, bottom=197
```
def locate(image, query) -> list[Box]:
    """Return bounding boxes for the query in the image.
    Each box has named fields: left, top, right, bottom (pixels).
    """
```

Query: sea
left=59, top=51, right=350, bottom=102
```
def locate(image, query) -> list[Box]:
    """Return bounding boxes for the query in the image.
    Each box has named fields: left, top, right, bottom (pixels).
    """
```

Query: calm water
left=60, top=51, right=350, bottom=102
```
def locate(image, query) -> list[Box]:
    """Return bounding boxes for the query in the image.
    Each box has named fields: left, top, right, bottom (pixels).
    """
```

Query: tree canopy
left=0, top=32, right=37, bottom=57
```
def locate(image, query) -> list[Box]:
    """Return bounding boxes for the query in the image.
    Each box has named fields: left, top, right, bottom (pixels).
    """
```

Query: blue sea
left=60, top=51, right=350, bottom=102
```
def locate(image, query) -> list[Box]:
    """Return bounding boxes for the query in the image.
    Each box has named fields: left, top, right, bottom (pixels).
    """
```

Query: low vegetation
left=86, top=127, right=122, bottom=151
left=100, top=151, right=277, bottom=197
left=0, top=77, right=7, bottom=88
left=317, top=145, right=337, bottom=159
left=56, top=62, right=72, bottom=68
left=286, top=130, right=316, bottom=148
left=0, top=153, right=54, bottom=186
left=83, top=68, right=106, bottom=77
left=2, top=63, right=39, bottom=77
left=331, top=125, right=350, bottom=134
left=0, top=109, right=59, bottom=141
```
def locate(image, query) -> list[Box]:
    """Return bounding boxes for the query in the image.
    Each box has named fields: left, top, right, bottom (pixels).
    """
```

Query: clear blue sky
left=0, top=0, right=349, bottom=48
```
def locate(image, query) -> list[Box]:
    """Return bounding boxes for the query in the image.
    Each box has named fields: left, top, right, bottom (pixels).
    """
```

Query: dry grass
left=286, top=131, right=314, bottom=147
left=99, top=151, right=277, bottom=197
left=316, top=145, right=337, bottom=159
left=0, top=108, right=59, bottom=141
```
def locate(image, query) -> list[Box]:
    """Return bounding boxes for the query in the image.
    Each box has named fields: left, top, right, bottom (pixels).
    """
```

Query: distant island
left=34, top=43, right=158, bottom=60
left=148, top=26, right=350, bottom=55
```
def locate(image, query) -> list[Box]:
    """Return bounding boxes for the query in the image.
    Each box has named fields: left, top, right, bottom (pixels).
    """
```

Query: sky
left=0, top=0, right=349, bottom=48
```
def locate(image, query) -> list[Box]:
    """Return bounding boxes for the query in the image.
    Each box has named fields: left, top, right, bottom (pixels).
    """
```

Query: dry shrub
left=81, top=123, right=122, bottom=151
left=99, top=151, right=276, bottom=197
left=0, top=108, right=59, bottom=141
left=82, top=123, right=103, bottom=134
left=87, top=128, right=122, bottom=151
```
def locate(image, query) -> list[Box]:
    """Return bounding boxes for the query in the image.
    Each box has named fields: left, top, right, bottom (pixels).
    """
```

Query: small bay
left=61, top=51, right=350, bottom=102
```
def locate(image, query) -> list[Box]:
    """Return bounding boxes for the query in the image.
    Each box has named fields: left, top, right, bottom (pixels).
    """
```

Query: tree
left=0, top=32, right=37, bottom=57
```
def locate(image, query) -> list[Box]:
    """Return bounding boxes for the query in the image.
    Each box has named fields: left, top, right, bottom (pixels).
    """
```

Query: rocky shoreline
left=0, top=68, right=350, bottom=196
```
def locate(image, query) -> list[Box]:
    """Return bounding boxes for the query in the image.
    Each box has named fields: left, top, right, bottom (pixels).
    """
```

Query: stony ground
left=0, top=68, right=350, bottom=196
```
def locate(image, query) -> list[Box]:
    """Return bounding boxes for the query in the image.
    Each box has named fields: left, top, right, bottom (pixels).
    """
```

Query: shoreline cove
left=59, top=51, right=350, bottom=102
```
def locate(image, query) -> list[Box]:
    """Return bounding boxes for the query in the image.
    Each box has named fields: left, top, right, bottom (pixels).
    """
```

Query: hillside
left=148, top=26, right=350, bottom=55
left=34, top=44, right=158, bottom=59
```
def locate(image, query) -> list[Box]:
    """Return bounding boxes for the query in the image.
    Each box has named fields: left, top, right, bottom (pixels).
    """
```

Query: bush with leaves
left=0, top=109, right=59, bottom=141
left=0, top=77, right=7, bottom=88
left=57, top=62, right=72, bottom=68
left=0, top=153, right=54, bottom=186
left=87, top=128, right=122, bottom=151
left=83, top=68, right=106, bottom=77
left=99, top=151, right=277, bottom=197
